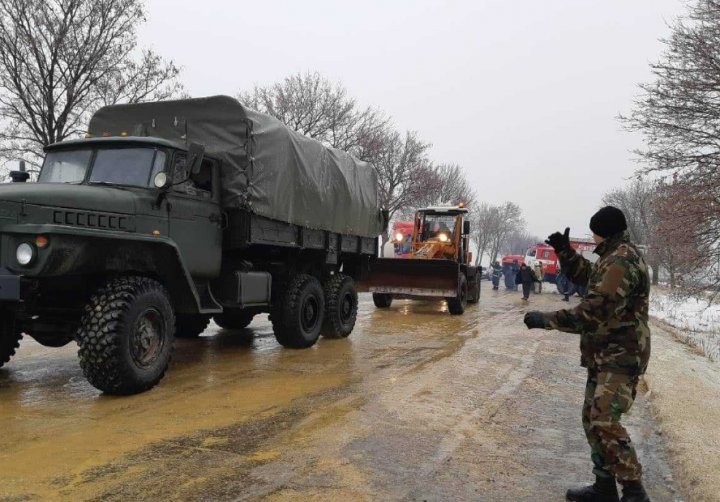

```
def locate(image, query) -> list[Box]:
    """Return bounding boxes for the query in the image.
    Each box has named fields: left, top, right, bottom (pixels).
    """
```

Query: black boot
left=566, top=475, right=620, bottom=502
left=620, top=480, right=650, bottom=502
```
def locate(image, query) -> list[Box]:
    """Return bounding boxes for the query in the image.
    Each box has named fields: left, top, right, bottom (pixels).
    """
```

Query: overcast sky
left=139, top=0, right=685, bottom=239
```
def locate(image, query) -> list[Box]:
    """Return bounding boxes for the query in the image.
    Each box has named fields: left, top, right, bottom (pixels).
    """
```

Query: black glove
left=524, top=311, right=548, bottom=329
left=546, top=227, right=570, bottom=253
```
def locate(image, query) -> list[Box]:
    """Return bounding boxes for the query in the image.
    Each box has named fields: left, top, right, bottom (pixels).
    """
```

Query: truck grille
left=52, top=210, right=130, bottom=231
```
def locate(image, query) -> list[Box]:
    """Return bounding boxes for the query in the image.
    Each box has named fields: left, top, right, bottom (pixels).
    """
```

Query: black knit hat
left=590, top=206, right=627, bottom=238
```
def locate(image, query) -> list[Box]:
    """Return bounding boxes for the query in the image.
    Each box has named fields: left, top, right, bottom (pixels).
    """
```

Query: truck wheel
left=175, top=314, right=210, bottom=338
left=213, top=311, right=254, bottom=330
left=271, top=274, right=325, bottom=349
left=467, top=277, right=481, bottom=304
left=76, top=276, right=175, bottom=395
left=0, top=317, right=22, bottom=368
left=372, top=293, right=393, bottom=308
left=447, top=275, right=468, bottom=315
left=321, top=274, right=358, bottom=339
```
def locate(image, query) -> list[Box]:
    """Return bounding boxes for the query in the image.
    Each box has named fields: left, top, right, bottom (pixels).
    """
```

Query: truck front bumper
left=0, top=269, right=21, bottom=301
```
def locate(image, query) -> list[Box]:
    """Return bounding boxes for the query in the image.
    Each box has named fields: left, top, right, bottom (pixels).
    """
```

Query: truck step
left=194, top=280, right=223, bottom=314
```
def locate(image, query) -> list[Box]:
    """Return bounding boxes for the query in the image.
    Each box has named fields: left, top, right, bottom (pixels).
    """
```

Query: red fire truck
left=391, top=221, right=415, bottom=257
left=522, top=238, right=596, bottom=283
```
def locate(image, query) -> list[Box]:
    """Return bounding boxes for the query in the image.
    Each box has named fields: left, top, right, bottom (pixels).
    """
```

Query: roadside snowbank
left=644, top=322, right=720, bottom=502
left=651, top=290, right=720, bottom=362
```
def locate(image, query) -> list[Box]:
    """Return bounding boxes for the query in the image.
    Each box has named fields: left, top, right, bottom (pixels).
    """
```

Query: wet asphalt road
left=0, top=286, right=682, bottom=501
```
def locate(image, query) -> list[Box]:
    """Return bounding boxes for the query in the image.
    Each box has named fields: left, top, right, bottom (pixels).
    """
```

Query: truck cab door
left=166, top=153, right=223, bottom=279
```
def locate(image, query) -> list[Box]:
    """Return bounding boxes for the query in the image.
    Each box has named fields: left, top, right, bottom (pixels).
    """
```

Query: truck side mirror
left=463, top=220, right=471, bottom=235
left=188, top=143, right=205, bottom=175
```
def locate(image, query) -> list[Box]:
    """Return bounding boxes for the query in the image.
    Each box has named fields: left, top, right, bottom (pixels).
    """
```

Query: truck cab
left=0, top=137, right=226, bottom=392
left=410, top=206, right=472, bottom=262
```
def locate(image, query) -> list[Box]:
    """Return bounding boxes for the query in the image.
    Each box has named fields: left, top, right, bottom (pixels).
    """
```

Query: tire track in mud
left=403, top=302, right=540, bottom=488
left=416, top=337, right=540, bottom=479
left=54, top=385, right=361, bottom=502
left=331, top=298, right=548, bottom=500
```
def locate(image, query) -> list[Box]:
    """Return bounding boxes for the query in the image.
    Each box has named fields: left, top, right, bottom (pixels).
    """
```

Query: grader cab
left=364, top=205, right=481, bottom=315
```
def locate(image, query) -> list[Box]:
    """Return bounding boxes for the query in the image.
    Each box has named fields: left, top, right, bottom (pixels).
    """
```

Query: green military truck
left=0, top=96, right=385, bottom=395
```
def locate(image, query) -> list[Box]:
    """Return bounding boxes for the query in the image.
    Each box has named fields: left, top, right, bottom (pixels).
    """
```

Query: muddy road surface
left=0, top=287, right=681, bottom=501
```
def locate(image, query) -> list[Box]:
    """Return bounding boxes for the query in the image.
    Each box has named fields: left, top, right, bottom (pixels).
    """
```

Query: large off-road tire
left=213, top=311, right=254, bottom=330
left=447, top=275, right=468, bottom=315
left=271, top=274, right=325, bottom=349
left=0, top=316, right=22, bottom=369
left=321, top=274, right=358, bottom=339
left=175, top=314, right=210, bottom=338
left=372, top=293, right=393, bottom=308
left=76, top=276, right=175, bottom=395
left=467, top=276, right=481, bottom=304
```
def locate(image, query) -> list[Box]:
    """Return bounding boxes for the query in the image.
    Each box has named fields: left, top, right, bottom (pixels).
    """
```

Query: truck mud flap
left=362, top=258, right=460, bottom=297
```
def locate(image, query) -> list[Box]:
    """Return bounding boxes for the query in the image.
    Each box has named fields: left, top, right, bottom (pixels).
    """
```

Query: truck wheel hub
left=132, top=308, right=164, bottom=367
left=301, top=297, right=319, bottom=330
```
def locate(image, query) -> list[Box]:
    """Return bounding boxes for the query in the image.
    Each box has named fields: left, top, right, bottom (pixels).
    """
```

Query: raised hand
left=546, top=227, right=570, bottom=253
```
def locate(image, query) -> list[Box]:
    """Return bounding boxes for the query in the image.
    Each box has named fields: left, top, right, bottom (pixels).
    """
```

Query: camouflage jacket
left=543, top=232, right=651, bottom=375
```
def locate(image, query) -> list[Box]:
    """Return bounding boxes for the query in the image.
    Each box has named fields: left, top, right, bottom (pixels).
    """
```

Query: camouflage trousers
left=583, top=370, right=642, bottom=481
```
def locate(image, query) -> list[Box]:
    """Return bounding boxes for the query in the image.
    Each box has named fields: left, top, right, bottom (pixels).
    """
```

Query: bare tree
left=0, top=0, right=183, bottom=176
left=602, top=178, right=661, bottom=284
left=410, top=163, right=476, bottom=209
left=622, top=0, right=720, bottom=177
left=94, top=50, right=184, bottom=107
left=470, top=202, right=524, bottom=265
left=503, top=230, right=540, bottom=256
left=621, top=0, right=720, bottom=294
left=470, top=203, right=499, bottom=266
left=238, top=72, right=387, bottom=152
left=487, top=202, right=524, bottom=264
left=394, top=162, right=477, bottom=224
left=354, top=128, right=432, bottom=255
left=650, top=181, right=708, bottom=290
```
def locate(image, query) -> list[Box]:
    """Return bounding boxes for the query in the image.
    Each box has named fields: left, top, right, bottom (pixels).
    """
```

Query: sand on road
left=0, top=287, right=687, bottom=501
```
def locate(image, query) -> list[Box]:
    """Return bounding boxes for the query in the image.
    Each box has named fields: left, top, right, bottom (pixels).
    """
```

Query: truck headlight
left=438, top=233, right=449, bottom=242
left=16, top=243, right=35, bottom=266
left=395, top=232, right=404, bottom=242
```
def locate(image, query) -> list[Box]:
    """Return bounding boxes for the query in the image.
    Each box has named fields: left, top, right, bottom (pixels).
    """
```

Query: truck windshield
left=90, top=148, right=165, bottom=187
left=421, top=214, right=456, bottom=241
left=39, top=147, right=166, bottom=188
left=38, top=150, right=92, bottom=183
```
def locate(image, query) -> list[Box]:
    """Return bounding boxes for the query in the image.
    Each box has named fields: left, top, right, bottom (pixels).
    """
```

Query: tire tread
left=76, top=276, right=175, bottom=395
left=0, top=331, right=22, bottom=368
left=271, top=274, right=323, bottom=349
left=321, top=273, right=357, bottom=339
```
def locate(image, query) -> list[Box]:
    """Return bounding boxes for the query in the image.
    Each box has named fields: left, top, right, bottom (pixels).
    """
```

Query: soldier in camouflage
left=524, top=206, right=651, bottom=502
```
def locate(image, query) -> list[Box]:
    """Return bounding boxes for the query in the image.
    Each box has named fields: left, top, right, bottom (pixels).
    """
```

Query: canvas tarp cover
left=88, top=95, right=384, bottom=238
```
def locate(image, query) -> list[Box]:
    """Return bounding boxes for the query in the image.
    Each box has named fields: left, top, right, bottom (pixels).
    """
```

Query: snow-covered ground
left=651, top=289, right=720, bottom=362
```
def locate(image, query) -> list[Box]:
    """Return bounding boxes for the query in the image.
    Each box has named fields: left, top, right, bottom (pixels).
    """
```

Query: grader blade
left=364, top=258, right=460, bottom=297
